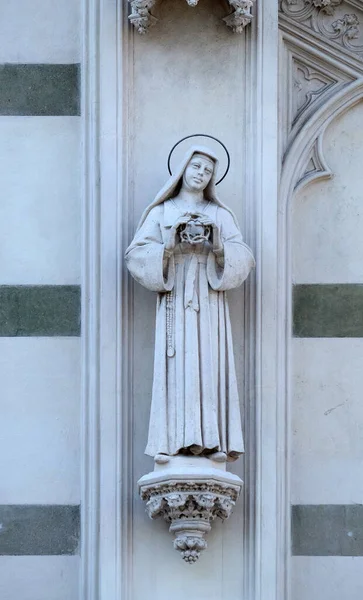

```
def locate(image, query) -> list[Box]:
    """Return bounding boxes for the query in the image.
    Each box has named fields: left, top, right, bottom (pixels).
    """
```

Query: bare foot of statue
left=208, top=451, right=227, bottom=463
left=154, top=453, right=170, bottom=465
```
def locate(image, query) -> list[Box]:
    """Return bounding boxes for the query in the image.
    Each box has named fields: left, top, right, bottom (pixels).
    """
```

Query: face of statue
left=182, top=153, right=214, bottom=192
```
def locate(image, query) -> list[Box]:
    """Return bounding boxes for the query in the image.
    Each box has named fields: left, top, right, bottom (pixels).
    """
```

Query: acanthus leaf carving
left=138, top=466, right=243, bottom=563
left=128, top=0, right=157, bottom=34
left=283, top=0, right=343, bottom=17
left=128, top=0, right=255, bottom=34
left=174, top=535, right=207, bottom=564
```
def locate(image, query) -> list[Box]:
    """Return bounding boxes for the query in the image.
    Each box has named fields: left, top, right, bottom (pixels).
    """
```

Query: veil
left=136, top=145, right=241, bottom=231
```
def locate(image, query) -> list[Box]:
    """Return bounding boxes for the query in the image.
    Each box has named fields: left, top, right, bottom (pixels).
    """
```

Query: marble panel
left=0, top=285, right=81, bottom=337
left=0, top=64, right=80, bottom=116
left=0, top=1, right=80, bottom=63
left=292, top=505, right=363, bottom=556
left=291, top=556, right=363, bottom=600
left=0, top=117, right=80, bottom=285
left=292, top=339, right=363, bottom=504
left=0, top=338, right=80, bottom=504
left=293, top=284, right=363, bottom=337
left=0, top=505, right=80, bottom=556
left=0, top=556, right=79, bottom=600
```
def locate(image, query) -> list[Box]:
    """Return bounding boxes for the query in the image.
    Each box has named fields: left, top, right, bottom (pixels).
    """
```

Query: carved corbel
left=128, top=0, right=157, bottom=34
left=224, top=0, right=254, bottom=33
left=138, top=458, right=243, bottom=563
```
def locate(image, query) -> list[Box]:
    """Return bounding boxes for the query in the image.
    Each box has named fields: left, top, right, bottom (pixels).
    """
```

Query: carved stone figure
left=125, top=146, right=255, bottom=466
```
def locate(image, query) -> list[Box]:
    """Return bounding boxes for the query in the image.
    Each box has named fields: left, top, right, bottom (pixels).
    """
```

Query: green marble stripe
left=0, top=285, right=81, bottom=337
left=293, top=284, right=363, bottom=337
left=292, top=505, right=363, bottom=556
left=0, top=505, right=80, bottom=556
left=0, top=64, right=80, bottom=116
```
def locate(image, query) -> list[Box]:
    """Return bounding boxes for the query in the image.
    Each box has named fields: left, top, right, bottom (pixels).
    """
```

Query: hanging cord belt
left=166, top=254, right=208, bottom=358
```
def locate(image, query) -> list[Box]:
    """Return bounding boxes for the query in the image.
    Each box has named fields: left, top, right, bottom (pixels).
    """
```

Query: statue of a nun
left=125, top=146, right=255, bottom=464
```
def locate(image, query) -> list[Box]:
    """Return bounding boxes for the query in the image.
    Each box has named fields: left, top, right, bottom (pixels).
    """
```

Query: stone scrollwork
left=330, top=13, right=361, bottom=47
left=128, top=0, right=255, bottom=34
left=138, top=465, right=243, bottom=563
left=280, top=0, right=363, bottom=59
left=282, top=0, right=343, bottom=17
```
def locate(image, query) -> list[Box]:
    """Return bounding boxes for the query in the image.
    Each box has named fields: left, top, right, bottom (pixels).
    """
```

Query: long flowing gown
left=125, top=198, right=255, bottom=460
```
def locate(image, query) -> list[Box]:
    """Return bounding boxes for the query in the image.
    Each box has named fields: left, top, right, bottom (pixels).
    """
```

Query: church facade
left=0, top=1, right=362, bottom=599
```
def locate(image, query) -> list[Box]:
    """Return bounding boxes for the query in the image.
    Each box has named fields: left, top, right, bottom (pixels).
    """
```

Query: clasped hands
left=164, top=213, right=223, bottom=255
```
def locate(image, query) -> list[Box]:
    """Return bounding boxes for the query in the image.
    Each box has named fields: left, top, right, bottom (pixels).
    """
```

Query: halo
left=167, top=134, right=230, bottom=185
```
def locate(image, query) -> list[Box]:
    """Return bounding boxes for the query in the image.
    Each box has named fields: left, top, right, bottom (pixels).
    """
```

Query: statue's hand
left=197, top=216, right=223, bottom=254
left=165, top=214, right=192, bottom=253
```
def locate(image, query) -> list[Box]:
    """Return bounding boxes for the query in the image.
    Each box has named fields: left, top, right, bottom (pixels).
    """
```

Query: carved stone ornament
left=280, top=0, right=363, bottom=60
left=128, top=0, right=255, bottom=34
left=125, top=144, right=254, bottom=463
left=126, top=142, right=254, bottom=563
left=295, top=135, right=332, bottom=190
left=292, top=61, right=336, bottom=126
left=138, top=457, right=243, bottom=563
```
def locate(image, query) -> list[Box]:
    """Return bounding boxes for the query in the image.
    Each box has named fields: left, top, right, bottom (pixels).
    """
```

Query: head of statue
left=181, top=152, right=216, bottom=194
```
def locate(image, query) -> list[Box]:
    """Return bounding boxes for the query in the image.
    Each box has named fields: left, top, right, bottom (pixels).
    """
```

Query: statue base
left=138, top=455, right=243, bottom=563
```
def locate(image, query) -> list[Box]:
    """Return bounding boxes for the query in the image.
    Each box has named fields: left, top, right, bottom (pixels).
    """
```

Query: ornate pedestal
left=138, top=456, right=243, bottom=563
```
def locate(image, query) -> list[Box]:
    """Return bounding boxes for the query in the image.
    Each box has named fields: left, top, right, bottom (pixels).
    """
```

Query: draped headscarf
left=136, top=145, right=241, bottom=230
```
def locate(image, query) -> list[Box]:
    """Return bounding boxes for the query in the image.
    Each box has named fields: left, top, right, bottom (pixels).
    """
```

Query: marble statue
left=125, top=145, right=255, bottom=466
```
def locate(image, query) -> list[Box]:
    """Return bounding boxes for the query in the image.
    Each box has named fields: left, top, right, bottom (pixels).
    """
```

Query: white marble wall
left=0, top=3, right=81, bottom=599
left=0, top=338, right=80, bottom=505
left=291, top=557, right=363, bottom=600
left=0, top=557, right=79, bottom=600
left=292, top=102, right=363, bottom=285
left=0, top=117, right=80, bottom=285
left=0, top=1, right=80, bottom=63
left=291, top=101, right=363, bottom=598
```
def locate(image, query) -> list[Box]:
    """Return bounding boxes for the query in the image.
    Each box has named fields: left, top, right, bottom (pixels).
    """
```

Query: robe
left=125, top=199, right=255, bottom=460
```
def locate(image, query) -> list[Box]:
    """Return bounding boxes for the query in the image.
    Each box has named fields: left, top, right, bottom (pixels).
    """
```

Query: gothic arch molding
left=281, top=77, right=363, bottom=206
left=276, top=79, right=363, bottom=600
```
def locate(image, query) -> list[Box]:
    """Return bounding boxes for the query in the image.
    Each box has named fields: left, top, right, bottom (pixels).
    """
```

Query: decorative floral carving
left=310, top=0, right=342, bottom=15
left=128, top=0, right=255, bottom=34
left=139, top=476, right=242, bottom=562
left=319, top=12, right=363, bottom=54
left=128, top=0, right=157, bottom=34
left=284, top=0, right=342, bottom=16
left=174, top=536, right=206, bottom=564
left=223, top=0, right=255, bottom=33
left=332, top=13, right=359, bottom=38
left=280, top=0, right=363, bottom=59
